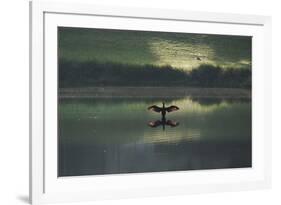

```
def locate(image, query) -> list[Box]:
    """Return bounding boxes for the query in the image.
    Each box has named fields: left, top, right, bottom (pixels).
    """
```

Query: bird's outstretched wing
left=166, top=120, right=179, bottom=127
left=166, top=105, right=179, bottom=112
left=148, top=105, right=162, bottom=113
left=148, top=120, right=162, bottom=128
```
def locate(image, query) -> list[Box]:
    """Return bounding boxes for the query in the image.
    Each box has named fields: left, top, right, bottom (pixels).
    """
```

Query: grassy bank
left=59, top=87, right=251, bottom=98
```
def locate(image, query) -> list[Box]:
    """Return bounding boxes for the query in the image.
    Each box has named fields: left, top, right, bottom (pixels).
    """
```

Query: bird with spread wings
left=148, top=102, right=179, bottom=116
left=147, top=102, right=180, bottom=130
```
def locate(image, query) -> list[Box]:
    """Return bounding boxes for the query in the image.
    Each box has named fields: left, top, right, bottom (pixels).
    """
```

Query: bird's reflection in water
left=148, top=117, right=179, bottom=130
left=147, top=102, right=180, bottom=130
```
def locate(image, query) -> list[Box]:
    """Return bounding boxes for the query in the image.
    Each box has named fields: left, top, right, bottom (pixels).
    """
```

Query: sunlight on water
left=59, top=28, right=252, bottom=71
left=142, top=127, right=201, bottom=143
left=59, top=97, right=251, bottom=144
left=148, top=38, right=252, bottom=70
left=59, top=96, right=252, bottom=176
left=149, top=39, right=215, bottom=70
left=163, top=97, right=230, bottom=113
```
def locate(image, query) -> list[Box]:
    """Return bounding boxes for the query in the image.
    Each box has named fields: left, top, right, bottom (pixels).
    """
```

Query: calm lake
left=58, top=96, right=251, bottom=177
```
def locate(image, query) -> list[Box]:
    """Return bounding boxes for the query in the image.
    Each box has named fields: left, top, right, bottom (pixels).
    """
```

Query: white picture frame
left=30, top=1, right=272, bottom=204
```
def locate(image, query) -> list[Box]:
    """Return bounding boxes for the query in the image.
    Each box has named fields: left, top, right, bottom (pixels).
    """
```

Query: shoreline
left=59, top=87, right=251, bottom=98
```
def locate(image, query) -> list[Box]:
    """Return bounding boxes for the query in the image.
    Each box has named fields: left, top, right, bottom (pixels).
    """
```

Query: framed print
left=30, top=1, right=272, bottom=204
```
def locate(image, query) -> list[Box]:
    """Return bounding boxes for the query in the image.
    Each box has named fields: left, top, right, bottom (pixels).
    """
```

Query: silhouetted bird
left=196, top=56, right=202, bottom=61
left=147, top=102, right=180, bottom=130
left=148, top=102, right=179, bottom=118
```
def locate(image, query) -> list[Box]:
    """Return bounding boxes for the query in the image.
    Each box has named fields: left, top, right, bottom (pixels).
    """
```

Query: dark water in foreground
left=58, top=97, right=251, bottom=177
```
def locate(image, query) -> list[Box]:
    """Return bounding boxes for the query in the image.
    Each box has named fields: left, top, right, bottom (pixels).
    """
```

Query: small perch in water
left=147, top=102, right=180, bottom=130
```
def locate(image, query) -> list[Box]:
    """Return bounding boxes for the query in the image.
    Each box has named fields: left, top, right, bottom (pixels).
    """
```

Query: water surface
left=58, top=97, right=251, bottom=176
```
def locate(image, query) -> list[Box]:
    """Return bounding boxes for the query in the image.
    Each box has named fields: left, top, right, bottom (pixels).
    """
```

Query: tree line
left=59, top=60, right=251, bottom=88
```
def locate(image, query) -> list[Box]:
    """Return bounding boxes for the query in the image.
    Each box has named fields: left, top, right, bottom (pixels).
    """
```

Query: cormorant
left=147, top=102, right=180, bottom=130
left=148, top=102, right=179, bottom=118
